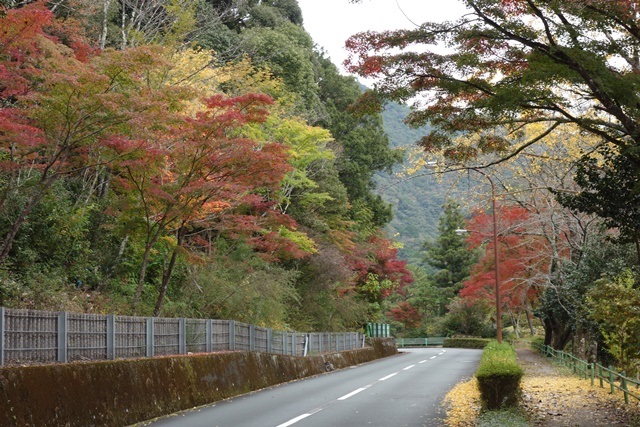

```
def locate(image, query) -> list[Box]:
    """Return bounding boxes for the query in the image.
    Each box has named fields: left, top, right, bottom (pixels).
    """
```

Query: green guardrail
left=535, top=343, right=640, bottom=404
left=395, top=337, right=447, bottom=347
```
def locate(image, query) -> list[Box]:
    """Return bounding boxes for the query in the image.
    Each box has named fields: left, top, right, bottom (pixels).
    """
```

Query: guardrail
left=0, top=307, right=364, bottom=366
left=395, top=337, right=447, bottom=347
left=535, top=343, right=640, bottom=404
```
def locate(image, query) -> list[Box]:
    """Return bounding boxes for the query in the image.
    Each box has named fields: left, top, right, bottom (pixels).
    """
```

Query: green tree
left=426, top=201, right=476, bottom=286
left=587, top=269, right=640, bottom=373
left=315, top=54, right=404, bottom=230
left=424, top=201, right=477, bottom=314
left=556, top=146, right=640, bottom=266
left=537, top=236, right=635, bottom=352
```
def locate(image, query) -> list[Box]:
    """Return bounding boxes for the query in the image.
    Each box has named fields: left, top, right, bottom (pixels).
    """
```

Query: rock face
left=0, top=338, right=397, bottom=427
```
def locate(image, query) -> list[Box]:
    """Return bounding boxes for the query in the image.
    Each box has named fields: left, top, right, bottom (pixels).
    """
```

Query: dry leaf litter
left=443, top=346, right=640, bottom=426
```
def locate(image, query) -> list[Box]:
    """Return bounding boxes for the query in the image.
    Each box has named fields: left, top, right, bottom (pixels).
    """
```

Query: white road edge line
left=430, top=356, right=437, bottom=359
left=379, top=372, right=398, bottom=381
left=338, top=386, right=369, bottom=400
left=419, top=360, right=428, bottom=364
left=276, top=413, right=314, bottom=427
left=403, top=364, right=416, bottom=370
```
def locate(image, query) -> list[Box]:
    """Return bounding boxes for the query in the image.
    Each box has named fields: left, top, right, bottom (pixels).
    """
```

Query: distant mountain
left=376, top=102, right=447, bottom=266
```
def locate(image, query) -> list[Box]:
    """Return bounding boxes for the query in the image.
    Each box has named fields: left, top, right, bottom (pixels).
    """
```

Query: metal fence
left=535, top=343, right=640, bottom=405
left=0, top=307, right=364, bottom=366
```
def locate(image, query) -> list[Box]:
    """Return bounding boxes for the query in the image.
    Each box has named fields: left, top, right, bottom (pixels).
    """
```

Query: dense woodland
left=2, top=0, right=640, bottom=375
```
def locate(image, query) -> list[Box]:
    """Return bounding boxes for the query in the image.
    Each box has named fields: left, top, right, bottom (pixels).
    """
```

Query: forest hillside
left=4, top=1, right=640, bottom=381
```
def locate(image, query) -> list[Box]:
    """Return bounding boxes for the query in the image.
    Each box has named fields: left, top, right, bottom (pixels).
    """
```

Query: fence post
left=206, top=319, right=212, bottom=353
left=229, top=320, right=235, bottom=351
left=0, top=307, right=4, bottom=367
left=282, top=332, right=287, bottom=355
left=179, top=318, right=186, bottom=354
left=249, top=324, right=255, bottom=352
left=267, top=328, right=272, bottom=353
left=106, top=314, right=115, bottom=360
left=622, top=373, right=629, bottom=404
left=609, top=366, right=615, bottom=394
left=598, top=364, right=604, bottom=388
left=146, top=317, right=155, bottom=357
left=291, top=334, right=296, bottom=356
left=57, top=311, right=68, bottom=363
left=590, top=363, right=595, bottom=386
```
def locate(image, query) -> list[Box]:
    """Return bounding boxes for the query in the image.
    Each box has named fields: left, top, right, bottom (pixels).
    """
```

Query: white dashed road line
left=276, top=413, right=315, bottom=427
left=338, top=386, right=370, bottom=401
left=379, top=372, right=398, bottom=381
left=277, top=351, right=446, bottom=426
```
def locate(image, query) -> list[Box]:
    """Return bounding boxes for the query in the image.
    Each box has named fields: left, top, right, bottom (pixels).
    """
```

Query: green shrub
left=476, top=341, right=524, bottom=410
left=444, top=337, right=491, bottom=349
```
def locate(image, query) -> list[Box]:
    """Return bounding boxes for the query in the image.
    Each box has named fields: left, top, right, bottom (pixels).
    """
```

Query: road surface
left=143, top=347, right=482, bottom=427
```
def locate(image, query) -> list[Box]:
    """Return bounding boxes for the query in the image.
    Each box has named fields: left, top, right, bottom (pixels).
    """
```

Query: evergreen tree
left=424, top=201, right=477, bottom=313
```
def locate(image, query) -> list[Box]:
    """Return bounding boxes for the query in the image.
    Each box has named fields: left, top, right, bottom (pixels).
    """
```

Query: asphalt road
left=143, top=347, right=482, bottom=427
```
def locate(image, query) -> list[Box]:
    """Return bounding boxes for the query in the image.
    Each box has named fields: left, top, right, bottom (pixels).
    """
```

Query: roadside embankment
left=0, top=338, right=397, bottom=427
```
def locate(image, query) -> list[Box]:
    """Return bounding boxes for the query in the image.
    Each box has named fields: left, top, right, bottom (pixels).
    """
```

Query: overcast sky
left=297, top=0, right=469, bottom=75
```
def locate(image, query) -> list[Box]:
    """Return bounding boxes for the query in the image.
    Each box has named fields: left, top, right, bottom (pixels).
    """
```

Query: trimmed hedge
left=475, top=341, right=524, bottom=410
left=443, top=337, right=491, bottom=349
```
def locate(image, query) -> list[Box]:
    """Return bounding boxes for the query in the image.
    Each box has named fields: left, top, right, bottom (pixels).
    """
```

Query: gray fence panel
left=154, top=318, right=180, bottom=356
left=115, top=316, right=146, bottom=359
left=211, top=320, right=230, bottom=351
left=106, top=314, right=115, bottom=360
left=4, top=309, right=57, bottom=364
left=0, top=307, right=364, bottom=365
left=234, top=322, right=251, bottom=351
left=186, top=319, right=207, bottom=353
left=271, top=331, right=284, bottom=355
left=254, top=326, right=268, bottom=352
left=67, top=312, right=107, bottom=362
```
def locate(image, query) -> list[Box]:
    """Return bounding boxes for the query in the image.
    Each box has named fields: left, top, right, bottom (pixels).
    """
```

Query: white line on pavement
left=403, top=364, right=416, bottom=370
left=338, top=386, right=370, bottom=400
left=378, top=372, right=398, bottom=381
left=419, top=360, right=428, bottom=364
left=276, top=413, right=314, bottom=427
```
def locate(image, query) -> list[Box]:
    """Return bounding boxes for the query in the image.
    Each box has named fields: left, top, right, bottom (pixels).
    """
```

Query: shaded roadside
left=517, top=347, right=640, bottom=426
left=443, top=345, right=640, bottom=426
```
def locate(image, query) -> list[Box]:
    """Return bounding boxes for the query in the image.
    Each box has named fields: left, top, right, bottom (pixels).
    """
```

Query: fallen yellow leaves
left=442, top=377, right=481, bottom=427
left=521, top=374, right=640, bottom=425
left=442, top=348, right=640, bottom=426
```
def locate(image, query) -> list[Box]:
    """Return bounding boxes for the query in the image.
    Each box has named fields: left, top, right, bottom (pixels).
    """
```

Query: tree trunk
left=508, top=307, right=520, bottom=339
left=98, top=235, right=129, bottom=291
left=0, top=179, right=54, bottom=265
left=525, top=304, right=536, bottom=335
left=100, top=0, right=112, bottom=49
left=132, top=229, right=162, bottom=311
left=543, top=317, right=553, bottom=346
left=153, top=225, right=186, bottom=316
left=121, top=0, right=127, bottom=49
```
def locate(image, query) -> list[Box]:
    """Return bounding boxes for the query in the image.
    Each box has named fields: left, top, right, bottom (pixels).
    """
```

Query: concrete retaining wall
left=0, top=338, right=397, bottom=426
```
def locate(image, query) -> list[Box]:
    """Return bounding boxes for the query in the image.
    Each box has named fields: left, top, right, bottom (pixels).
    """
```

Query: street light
left=425, top=163, right=503, bottom=343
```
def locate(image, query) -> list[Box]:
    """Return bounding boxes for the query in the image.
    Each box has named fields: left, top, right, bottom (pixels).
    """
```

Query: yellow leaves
left=443, top=377, right=481, bottom=427
left=166, top=48, right=220, bottom=93
left=162, top=49, right=295, bottom=118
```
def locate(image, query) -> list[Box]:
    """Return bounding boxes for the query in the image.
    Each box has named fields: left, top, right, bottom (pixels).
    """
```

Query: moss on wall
left=0, top=338, right=396, bottom=426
